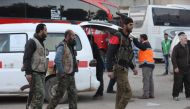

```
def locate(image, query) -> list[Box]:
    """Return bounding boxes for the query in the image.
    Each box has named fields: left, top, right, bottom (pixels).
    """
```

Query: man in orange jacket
left=132, top=34, right=155, bottom=99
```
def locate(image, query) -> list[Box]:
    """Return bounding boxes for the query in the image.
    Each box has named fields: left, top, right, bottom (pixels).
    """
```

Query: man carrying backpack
left=106, top=14, right=138, bottom=109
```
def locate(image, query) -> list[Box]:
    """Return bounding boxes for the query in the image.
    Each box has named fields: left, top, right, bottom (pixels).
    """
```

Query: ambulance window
left=0, top=34, right=9, bottom=52
left=45, top=33, right=82, bottom=51
left=0, top=33, right=27, bottom=53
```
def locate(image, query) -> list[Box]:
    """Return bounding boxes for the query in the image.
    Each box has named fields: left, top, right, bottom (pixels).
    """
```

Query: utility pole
left=147, top=0, right=154, bottom=5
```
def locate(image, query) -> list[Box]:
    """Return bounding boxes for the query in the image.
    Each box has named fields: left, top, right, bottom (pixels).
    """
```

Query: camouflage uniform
left=114, top=66, right=132, bottom=109
left=27, top=72, right=45, bottom=109
left=46, top=75, right=77, bottom=109
left=23, top=34, right=48, bottom=109
left=47, top=39, right=78, bottom=109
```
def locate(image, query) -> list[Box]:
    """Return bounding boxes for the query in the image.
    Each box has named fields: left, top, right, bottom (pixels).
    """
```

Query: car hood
left=164, top=28, right=190, bottom=39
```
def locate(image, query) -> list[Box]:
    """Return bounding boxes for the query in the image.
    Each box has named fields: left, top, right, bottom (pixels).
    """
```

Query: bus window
left=152, top=8, right=190, bottom=27
left=0, top=33, right=27, bottom=53
left=45, top=33, right=82, bottom=51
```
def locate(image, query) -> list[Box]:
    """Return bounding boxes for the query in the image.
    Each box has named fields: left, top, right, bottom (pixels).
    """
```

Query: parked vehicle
left=0, top=22, right=99, bottom=103
left=129, top=5, right=190, bottom=61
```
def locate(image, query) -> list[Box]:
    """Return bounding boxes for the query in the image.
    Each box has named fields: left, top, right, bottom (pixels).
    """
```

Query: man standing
left=133, top=34, right=155, bottom=99
left=23, top=23, right=48, bottom=109
left=88, top=35, right=104, bottom=99
left=47, top=30, right=78, bottom=109
left=161, top=33, right=172, bottom=75
left=172, top=32, right=190, bottom=101
left=106, top=15, right=138, bottom=109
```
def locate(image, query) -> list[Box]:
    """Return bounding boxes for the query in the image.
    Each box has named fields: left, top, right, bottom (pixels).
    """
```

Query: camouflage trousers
left=47, top=75, right=77, bottom=109
left=27, top=72, right=45, bottom=109
left=114, top=66, right=132, bottom=109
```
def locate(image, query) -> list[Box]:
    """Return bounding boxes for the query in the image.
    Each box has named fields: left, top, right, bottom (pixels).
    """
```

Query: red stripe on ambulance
left=78, top=61, right=88, bottom=68
left=0, top=61, right=2, bottom=68
left=48, top=61, right=54, bottom=68
left=48, top=60, right=88, bottom=68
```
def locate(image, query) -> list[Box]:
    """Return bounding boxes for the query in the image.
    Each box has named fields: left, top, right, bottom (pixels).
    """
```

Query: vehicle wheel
left=45, top=76, right=68, bottom=104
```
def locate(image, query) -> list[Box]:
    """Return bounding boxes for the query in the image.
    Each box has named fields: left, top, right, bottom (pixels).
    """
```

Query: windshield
left=152, top=7, right=190, bottom=27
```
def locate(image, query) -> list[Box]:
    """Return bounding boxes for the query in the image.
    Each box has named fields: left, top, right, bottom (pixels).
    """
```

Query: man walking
left=23, top=23, right=48, bottom=109
left=172, top=32, right=190, bottom=101
left=133, top=34, right=155, bottom=99
left=46, top=30, right=78, bottom=109
left=106, top=14, right=138, bottom=109
left=161, top=33, right=172, bottom=75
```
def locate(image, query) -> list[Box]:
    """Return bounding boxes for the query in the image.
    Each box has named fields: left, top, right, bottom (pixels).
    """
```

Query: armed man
left=106, top=13, right=138, bottom=109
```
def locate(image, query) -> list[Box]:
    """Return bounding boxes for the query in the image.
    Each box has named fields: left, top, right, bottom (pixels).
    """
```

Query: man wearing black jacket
left=23, top=23, right=48, bottom=109
left=172, top=32, right=190, bottom=101
left=132, top=34, right=155, bottom=99
left=106, top=16, right=138, bottom=109
left=88, top=35, right=104, bottom=98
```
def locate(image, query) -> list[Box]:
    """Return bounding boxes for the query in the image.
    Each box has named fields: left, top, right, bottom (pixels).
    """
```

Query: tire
left=45, top=76, right=68, bottom=104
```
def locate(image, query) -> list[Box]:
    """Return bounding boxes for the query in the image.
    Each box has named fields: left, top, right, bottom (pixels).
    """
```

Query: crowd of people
left=22, top=13, right=190, bottom=109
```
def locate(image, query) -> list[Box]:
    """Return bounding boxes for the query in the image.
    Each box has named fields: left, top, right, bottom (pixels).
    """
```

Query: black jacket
left=91, top=42, right=104, bottom=73
left=172, top=41, right=190, bottom=73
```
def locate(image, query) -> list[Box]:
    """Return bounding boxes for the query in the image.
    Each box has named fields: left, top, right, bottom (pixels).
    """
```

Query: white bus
left=129, top=5, right=190, bottom=60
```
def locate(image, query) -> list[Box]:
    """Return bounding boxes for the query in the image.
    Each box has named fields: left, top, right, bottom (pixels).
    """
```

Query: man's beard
left=128, top=28, right=133, bottom=33
left=68, top=39, right=76, bottom=46
left=41, top=33, right=47, bottom=40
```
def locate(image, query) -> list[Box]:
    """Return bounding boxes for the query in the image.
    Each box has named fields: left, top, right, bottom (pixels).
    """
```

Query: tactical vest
left=116, top=32, right=134, bottom=66
left=59, top=41, right=74, bottom=74
left=31, top=37, right=48, bottom=73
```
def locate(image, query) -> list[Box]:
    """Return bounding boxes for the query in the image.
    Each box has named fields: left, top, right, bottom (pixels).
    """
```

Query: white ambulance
left=0, top=22, right=99, bottom=102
